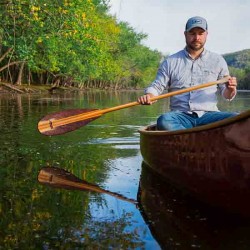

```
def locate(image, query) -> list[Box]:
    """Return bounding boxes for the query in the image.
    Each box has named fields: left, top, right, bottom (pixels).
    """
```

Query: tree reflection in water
left=1, top=91, right=249, bottom=249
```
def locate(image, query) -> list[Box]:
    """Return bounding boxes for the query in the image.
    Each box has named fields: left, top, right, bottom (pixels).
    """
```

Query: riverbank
left=1, top=82, right=249, bottom=95
left=0, top=82, right=85, bottom=94
left=0, top=82, right=142, bottom=94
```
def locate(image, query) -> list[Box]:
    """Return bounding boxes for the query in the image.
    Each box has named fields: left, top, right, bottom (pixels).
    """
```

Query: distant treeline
left=0, top=0, right=162, bottom=89
left=0, top=1, right=249, bottom=90
left=224, top=49, right=250, bottom=90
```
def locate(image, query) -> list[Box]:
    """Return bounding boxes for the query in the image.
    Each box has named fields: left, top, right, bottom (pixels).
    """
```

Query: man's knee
left=157, top=112, right=179, bottom=130
left=157, top=114, right=170, bottom=130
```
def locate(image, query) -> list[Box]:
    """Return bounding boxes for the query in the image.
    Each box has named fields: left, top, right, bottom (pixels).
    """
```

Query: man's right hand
left=137, top=93, right=156, bottom=105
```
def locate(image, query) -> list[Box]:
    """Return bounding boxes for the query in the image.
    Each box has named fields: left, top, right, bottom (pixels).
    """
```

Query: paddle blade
left=38, top=109, right=101, bottom=136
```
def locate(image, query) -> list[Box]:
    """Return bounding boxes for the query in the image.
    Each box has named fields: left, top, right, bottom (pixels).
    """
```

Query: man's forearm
left=223, top=88, right=237, bottom=100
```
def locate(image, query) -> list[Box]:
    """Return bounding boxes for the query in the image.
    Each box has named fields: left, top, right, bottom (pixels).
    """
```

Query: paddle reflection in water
left=137, top=163, right=250, bottom=249
left=38, top=166, right=137, bottom=205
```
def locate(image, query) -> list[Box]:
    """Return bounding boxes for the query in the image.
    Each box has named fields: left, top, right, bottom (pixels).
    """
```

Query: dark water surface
left=0, top=91, right=249, bottom=249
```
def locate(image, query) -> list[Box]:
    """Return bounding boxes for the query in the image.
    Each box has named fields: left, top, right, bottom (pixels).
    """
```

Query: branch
left=0, top=82, right=24, bottom=93
left=0, top=61, right=23, bottom=72
left=0, top=47, right=13, bottom=63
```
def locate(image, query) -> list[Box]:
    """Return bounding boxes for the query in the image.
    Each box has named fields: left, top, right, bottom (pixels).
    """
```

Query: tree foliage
left=223, top=49, right=250, bottom=90
left=0, top=0, right=162, bottom=88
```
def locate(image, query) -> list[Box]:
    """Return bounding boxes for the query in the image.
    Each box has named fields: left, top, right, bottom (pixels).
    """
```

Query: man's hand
left=137, top=93, right=156, bottom=105
left=227, top=76, right=237, bottom=90
left=223, top=76, right=237, bottom=100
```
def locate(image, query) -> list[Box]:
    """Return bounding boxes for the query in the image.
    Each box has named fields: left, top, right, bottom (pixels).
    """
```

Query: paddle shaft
left=80, top=76, right=229, bottom=114
left=38, top=76, right=229, bottom=133
left=108, top=76, right=230, bottom=110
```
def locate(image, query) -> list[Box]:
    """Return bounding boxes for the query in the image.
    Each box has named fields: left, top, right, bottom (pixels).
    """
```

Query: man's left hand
left=223, top=76, right=237, bottom=100
left=226, top=76, right=237, bottom=91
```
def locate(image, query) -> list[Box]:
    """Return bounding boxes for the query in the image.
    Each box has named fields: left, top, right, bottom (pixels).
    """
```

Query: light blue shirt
left=145, top=48, right=232, bottom=116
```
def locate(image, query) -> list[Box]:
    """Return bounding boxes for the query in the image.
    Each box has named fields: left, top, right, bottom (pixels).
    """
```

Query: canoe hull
left=139, top=110, right=250, bottom=216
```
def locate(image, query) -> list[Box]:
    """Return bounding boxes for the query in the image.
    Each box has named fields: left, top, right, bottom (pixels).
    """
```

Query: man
left=138, top=16, right=237, bottom=131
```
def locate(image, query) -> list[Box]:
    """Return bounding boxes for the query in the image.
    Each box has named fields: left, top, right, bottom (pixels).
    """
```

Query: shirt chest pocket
left=200, top=68, right=218, bottom=82
left=202, top=68, right=217, bottom=76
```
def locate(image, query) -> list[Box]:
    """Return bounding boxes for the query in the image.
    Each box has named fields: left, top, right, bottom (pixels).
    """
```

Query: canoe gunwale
left=138, top=110, right=250, bottom=136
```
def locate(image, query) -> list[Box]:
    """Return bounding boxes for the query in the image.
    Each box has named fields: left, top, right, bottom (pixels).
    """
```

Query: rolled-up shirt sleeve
left=145, top=61, right=170, bottom=96
left=217, top=57, right=237, bottom=101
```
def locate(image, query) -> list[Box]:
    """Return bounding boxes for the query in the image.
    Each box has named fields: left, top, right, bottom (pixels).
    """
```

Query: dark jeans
left=157, top=111, right=238, bottom=131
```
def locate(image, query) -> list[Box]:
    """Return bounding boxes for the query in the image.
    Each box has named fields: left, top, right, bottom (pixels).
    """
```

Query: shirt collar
left=184, top=47, right=207, bottom=60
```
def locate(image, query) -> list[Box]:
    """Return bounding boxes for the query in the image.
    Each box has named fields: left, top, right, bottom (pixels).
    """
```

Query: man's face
left=185, top=27, right=208, bottom=51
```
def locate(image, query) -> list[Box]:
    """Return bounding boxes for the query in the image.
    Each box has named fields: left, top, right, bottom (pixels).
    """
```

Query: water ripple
left=87, top=136, right=139, bottom=145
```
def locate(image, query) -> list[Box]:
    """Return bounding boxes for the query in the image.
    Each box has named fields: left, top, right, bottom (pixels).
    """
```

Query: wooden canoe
left=138, top=110, right=250, bottom=216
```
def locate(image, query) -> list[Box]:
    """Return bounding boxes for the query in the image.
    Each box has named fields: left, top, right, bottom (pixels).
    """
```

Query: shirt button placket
left=190, top=61, right=195, bottom=86
left=189, top=61, right=195, bottom=109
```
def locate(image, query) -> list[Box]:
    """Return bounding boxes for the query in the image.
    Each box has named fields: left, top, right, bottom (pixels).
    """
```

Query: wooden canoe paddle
left=38, top=166, right=137, bottom=205
left=38, top=76, right=230, bottom=136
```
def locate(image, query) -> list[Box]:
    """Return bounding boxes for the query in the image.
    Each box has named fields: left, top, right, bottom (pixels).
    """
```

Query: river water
left=0, top=90, right=249, bottom=249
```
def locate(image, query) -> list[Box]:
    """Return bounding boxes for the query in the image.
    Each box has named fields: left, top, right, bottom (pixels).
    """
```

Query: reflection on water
left=89, top=136, right=139, bottom=145
left=138, top=164, right=250, bottom=249
left=0, top=92, right=161, bottom=249
left=0, top=91, right=249, bottom=249
left=87, top=124, right=141, bottom=145
left=38, top=166, right=137, bottom=204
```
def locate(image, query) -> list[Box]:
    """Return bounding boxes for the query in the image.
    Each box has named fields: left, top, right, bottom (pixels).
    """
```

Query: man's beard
left=187, top=42, right=204, bottom=51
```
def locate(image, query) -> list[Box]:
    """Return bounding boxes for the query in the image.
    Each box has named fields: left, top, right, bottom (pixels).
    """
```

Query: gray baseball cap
left=185, top=16, right=208, bottom=32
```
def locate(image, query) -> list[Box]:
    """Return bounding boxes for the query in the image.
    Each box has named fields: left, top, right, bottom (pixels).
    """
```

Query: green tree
left=0, top=0, right=161, bottom=89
